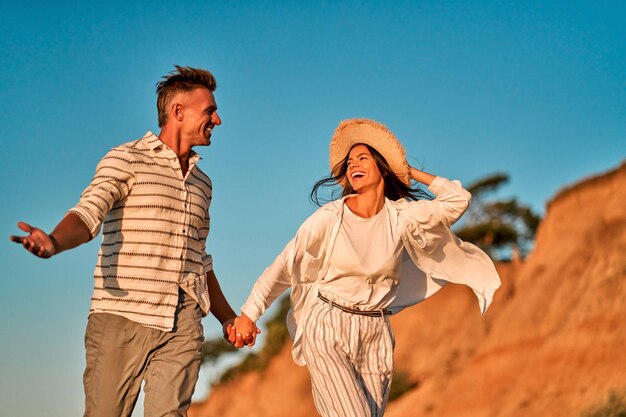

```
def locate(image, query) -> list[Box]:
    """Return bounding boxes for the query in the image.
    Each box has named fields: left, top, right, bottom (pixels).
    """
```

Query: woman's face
left=346, top=144, right=384, bottom=193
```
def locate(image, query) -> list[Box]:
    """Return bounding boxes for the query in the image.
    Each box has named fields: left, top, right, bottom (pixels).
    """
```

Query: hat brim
left=329, top=118, right=410, bottom=186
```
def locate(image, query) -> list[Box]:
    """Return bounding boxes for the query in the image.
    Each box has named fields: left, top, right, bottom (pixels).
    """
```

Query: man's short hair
left=156, top=65, right=217, bottom=127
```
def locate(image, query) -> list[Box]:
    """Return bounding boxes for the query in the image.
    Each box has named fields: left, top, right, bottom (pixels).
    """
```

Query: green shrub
left=388, top=370, right=418, bottom=402
left=201, top=337, right=237, bottom=364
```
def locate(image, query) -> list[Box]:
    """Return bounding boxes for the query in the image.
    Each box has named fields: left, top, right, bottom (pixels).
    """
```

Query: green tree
left=455, top=173, right=541, bottom=260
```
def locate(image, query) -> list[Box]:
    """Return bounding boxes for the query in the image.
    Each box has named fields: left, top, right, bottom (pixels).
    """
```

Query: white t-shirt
left=318, top=202, right=404, bottom=310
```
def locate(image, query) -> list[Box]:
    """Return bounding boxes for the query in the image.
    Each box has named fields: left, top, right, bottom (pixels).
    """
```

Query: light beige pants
left=303, top=297, right=395, bottom=417
left=82, top=291, right=204, bottom=417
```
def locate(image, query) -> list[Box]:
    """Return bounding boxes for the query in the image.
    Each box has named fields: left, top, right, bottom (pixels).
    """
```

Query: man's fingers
left=11, top=222, right=36, bottom=246
left=17, top=222, right=32, bottom=233
left=37, top=244, right=50, bottom=258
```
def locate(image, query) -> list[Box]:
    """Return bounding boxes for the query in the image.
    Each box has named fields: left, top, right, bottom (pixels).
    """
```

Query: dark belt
left=318, top=293, right=391, bottom=317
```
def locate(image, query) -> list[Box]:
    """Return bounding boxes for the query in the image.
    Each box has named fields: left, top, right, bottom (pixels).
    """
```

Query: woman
left=230, top=119, right=501, bottom=416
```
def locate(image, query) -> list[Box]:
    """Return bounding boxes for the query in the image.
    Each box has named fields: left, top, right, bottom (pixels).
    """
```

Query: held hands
left=9, top=222, right=56, bottom=258
left=225, top=313, right=261, bottom=349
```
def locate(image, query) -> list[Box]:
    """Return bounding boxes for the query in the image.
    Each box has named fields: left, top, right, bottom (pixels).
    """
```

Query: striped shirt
left=68, top=132, right=213, bottom=331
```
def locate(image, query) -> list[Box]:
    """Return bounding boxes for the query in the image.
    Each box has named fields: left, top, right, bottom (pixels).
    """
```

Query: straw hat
left=329, top=118, right=410, bottom=186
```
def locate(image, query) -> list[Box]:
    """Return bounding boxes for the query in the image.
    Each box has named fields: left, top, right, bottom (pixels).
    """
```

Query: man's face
left=179, top=87, right=222, bottom=147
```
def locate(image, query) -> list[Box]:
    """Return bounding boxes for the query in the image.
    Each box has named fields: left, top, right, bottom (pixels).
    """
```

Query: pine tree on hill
left=455, top=173, right=541, bottom=261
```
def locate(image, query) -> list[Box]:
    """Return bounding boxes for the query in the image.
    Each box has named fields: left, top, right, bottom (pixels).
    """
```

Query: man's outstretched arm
left=10, top=213, right=91, bottom=258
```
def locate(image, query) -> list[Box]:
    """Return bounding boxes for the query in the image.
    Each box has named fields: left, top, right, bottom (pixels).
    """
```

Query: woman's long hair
left=310, top=143, right=432, bottom=206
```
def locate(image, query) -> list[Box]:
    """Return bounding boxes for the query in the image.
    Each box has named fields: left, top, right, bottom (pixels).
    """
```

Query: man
left=10, top=66, right=256, bottom=416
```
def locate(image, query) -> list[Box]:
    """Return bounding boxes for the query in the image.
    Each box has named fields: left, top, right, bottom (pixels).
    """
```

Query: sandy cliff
left=190, top=163, right=626, bottom=417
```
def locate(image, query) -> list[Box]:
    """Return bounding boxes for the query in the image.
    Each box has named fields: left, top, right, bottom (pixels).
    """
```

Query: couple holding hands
left=11, top=66, right=500, bottom=417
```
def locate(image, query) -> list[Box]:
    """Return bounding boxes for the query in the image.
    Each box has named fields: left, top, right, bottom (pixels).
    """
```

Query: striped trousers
left=303, top=296, right=395, bottom=417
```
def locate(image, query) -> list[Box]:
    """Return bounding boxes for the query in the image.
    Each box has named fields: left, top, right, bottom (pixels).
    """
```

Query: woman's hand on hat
left=409, top=166, right=435, bottom=186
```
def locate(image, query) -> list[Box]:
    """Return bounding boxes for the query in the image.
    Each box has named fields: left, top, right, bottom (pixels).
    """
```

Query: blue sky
left=1, top=1, right=624, bottom=415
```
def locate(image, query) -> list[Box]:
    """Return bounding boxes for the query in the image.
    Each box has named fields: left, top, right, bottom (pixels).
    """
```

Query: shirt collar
left=143, top=131, right=162, bottom=150
left=141, top=131, right=203, bottom=162
left=324, top=195, right=392, bottom=216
